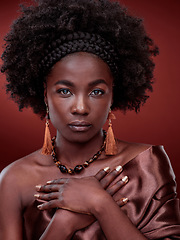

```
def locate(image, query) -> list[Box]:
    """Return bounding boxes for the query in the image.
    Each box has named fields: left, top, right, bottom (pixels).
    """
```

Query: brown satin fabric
left=23, top=146, right=180, bottom=240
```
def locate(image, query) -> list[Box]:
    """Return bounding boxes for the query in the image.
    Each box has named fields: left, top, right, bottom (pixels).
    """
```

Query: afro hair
left=1, top=0, right=159, bottom=118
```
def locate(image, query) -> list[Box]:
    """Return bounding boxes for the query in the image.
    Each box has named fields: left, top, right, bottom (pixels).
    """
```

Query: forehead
left=47, top=52, right=113, bottom=83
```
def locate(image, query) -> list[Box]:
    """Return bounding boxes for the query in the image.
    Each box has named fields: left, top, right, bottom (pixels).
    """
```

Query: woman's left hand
left=35, top=176, right=106, bottom=214
left=35, top=165, right=128, bottom=214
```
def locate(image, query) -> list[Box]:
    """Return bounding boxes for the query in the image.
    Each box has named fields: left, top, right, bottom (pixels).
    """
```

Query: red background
left=0, top=0, right=180, bottom=197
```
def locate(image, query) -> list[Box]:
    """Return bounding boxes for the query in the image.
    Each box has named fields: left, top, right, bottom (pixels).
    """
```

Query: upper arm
left=0, top=168, right=23, bottom=240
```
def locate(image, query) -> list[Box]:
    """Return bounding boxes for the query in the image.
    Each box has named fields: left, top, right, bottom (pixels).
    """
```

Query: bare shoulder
left=0, top=151, right=46, bottom=240
left=0, top=149, right=46, bottom=189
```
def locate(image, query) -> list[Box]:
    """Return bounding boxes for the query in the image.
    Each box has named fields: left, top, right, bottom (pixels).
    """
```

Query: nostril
left=71, top=107, right=89, bottom=115
left=71, top=99, right=90, bottom=115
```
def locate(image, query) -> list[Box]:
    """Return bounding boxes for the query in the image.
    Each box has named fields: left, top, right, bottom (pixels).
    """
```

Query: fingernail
left=122, top=197, right=129, bottom=204
left=46, top=180, right=52, bottom=184
left=34, top=194, right=40, bottom=198
left=121, top=176, right=128, bottom=184
left=36, top=185, right=42, bottom=191
left=37, top=204, right=42, bottom=210
left=115, top=165, right=123, bottom=172
left=103, top=166, right=110, bottom=172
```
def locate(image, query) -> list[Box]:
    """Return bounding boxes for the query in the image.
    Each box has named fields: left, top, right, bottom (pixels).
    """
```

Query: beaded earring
left=41, top=104, right=53, bottom=155
left=105, top=109, right=118, bottom=155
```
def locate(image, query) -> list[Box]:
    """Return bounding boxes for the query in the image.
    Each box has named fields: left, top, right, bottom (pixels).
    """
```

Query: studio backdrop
left=0, top=0, right=180, bottom=197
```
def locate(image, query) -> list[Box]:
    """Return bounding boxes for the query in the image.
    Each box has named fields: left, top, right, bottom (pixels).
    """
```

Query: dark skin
left=0, top=52, right=149, bottom=239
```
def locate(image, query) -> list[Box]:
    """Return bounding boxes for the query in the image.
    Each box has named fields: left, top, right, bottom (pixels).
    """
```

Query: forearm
left=92, top=193, right=147, bottom=240
left=39, top=210, right=75, bottom=240
left=39, top=209, right=96, bottom=240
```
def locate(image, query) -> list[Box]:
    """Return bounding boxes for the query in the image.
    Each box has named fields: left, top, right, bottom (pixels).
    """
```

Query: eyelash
left=90, top=89, right=105, bottom=96
left=57, top=88, right=72, bottom=96
left=56, top=88, right=105, bottom=97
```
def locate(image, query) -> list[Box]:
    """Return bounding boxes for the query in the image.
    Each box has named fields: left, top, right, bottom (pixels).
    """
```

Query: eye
left=90, top=89, right=105, bottom=96
left=57, top=88, right=72, bottom=96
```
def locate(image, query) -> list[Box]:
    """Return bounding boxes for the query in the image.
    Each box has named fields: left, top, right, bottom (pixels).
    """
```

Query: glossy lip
left=68, top=120, right=92, bottom=132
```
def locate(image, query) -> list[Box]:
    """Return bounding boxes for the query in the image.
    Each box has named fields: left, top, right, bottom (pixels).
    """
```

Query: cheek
left=47, top=96, right=66, bottom=125
left=48, top=106, right=69, bottom=134
left=92, top=100, right=111, bottom=125
left=96, top=111, right=109, bottom=128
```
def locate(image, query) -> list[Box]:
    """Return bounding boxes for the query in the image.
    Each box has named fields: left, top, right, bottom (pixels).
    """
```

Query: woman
left=0, top=0, right=180, bottom=239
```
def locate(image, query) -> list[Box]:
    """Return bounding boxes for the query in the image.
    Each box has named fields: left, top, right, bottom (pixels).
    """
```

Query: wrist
left=55, top=208, right=94, bottom=233
left=90, top=191, right=114, bottom=217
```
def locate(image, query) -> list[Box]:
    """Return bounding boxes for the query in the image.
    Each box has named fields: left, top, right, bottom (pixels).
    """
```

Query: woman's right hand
left=49, top=165, right=128, bottom=234
left=72, top=165, right=129, bottom=235
left=95, top=165, right=129, bottom=206
left=35, top=166, right=128, bottom=237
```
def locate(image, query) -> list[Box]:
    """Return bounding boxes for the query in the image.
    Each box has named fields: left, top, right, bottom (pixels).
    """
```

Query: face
left=45, top=52, right=113, bottom=143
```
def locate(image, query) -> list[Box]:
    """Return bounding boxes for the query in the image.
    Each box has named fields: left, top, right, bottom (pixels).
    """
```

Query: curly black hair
left=1, top=0, right=159, bottom=118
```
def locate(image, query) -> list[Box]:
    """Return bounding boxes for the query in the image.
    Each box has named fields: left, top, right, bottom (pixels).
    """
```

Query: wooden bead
left=83, top=161, right=89, bottom=167
left=51, top=132, right=106, bottom=174
left=88, top=158, right=94, bottom=163
left=59, top=165, right=68, bottom=173
left=74, top=165, right=84, bottom=173
left=68, top=168, right=74, bottom=174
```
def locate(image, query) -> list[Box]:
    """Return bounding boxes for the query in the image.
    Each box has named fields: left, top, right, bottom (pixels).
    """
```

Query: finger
left=106, top=176, right=128, bottom=196
left=37, top=199, right=59, bottom=210
left=46, top=178, right=69, bottom=185
left=116, top=197, right=129, bottom=207
left=34, top=192, right=59, bottom=201
left=36, top=184, right=62, bottom=192
left=100, top=165, right=123, bottom=189
left=95, top=166, right=110, bottom=181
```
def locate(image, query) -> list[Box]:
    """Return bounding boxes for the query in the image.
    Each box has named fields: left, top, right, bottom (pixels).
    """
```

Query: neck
left=54, top=130, right=105, bottom=168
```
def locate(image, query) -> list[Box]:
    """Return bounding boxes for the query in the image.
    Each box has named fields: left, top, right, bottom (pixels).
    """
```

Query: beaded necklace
left=51, top=132, right=106, bottom=174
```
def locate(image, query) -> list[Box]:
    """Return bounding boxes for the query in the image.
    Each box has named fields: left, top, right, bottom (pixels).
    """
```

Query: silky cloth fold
left=23, top=146, right=180, bottom=239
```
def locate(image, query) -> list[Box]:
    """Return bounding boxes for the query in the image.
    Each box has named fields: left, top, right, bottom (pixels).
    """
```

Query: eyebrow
left=88, top=79, right=108, bottom=87
left=54, top=79, right=108, bottom=87
left=55, top=80, right=74, bottom=87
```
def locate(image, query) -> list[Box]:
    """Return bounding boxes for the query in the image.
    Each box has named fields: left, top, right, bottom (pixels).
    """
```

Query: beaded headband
left=39, top=32, right=119, bottom=77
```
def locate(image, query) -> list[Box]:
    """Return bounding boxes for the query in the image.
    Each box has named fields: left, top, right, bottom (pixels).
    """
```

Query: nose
left=71, top=95, right=90, bottom=115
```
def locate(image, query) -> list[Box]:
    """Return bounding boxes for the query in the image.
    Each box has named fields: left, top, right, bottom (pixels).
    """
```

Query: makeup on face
left=46, top=52, right=114, bottom=143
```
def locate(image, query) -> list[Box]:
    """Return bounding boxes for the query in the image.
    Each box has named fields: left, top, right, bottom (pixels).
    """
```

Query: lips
left=68, top=121, right=92, bottom=132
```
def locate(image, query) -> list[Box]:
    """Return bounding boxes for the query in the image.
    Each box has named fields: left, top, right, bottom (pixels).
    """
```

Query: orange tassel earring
left=105, top=109, right=118, bottom=155
left=41, top=104, right=53, bottom=155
